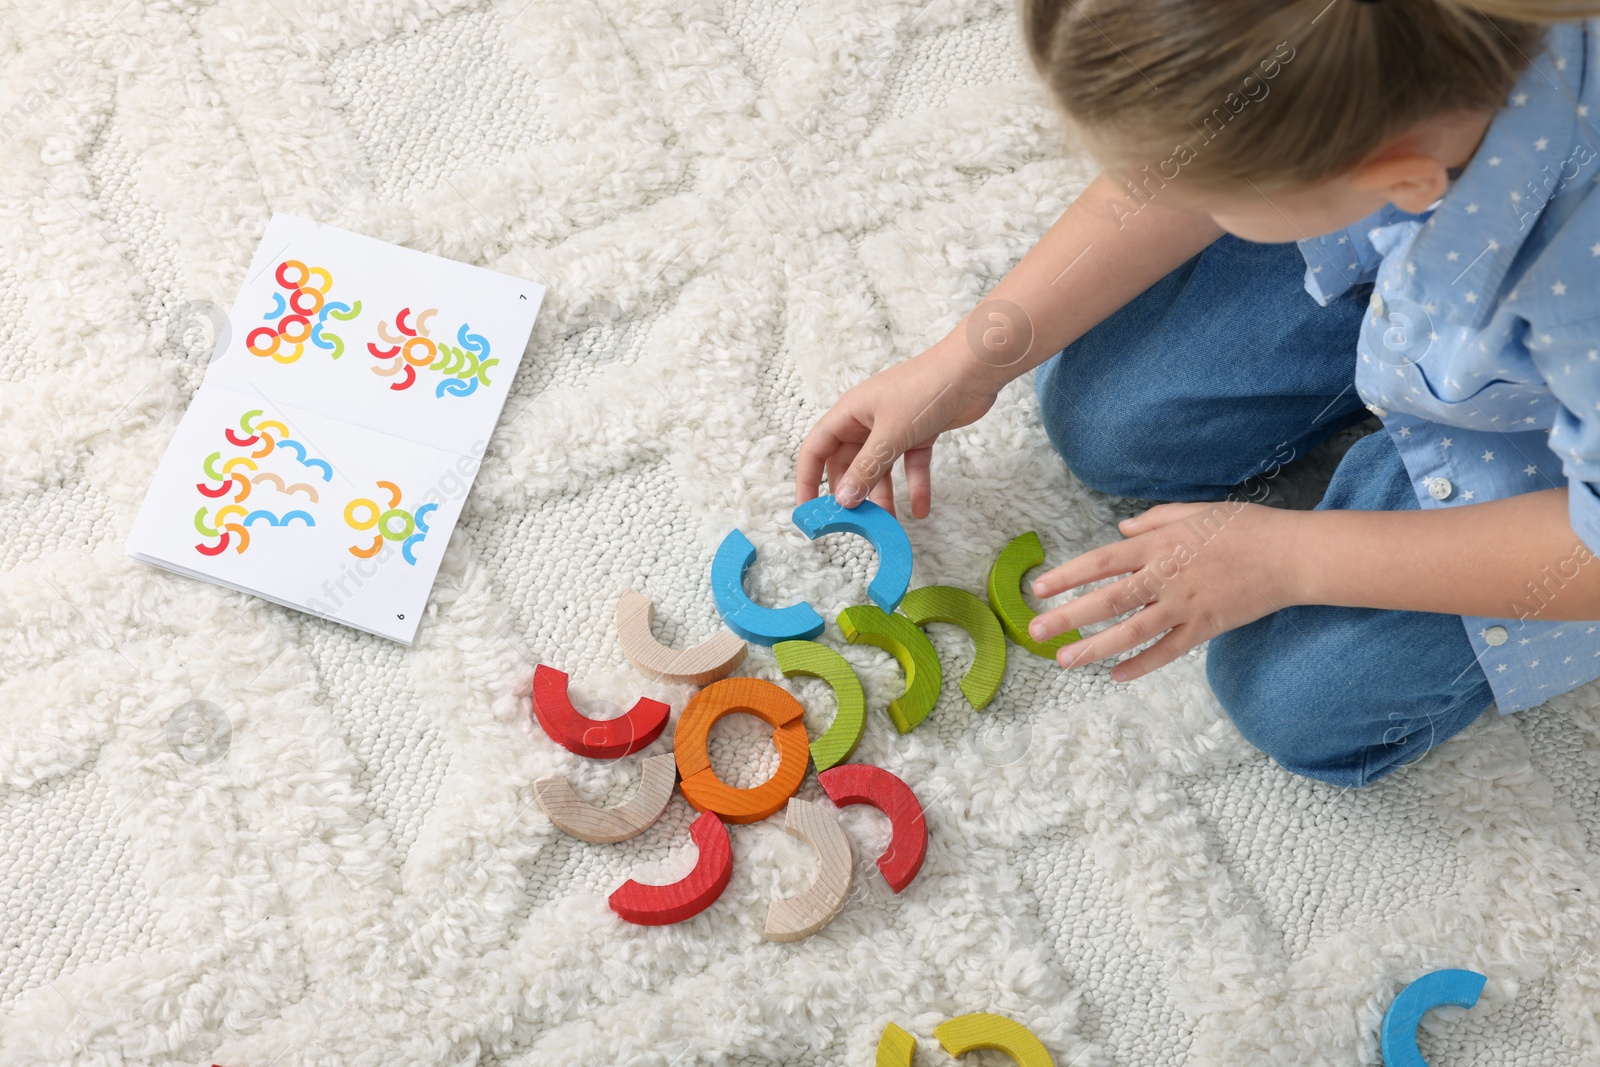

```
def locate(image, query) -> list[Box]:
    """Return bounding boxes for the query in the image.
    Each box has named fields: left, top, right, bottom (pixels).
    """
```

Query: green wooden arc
left=836, top=605, right=942, bottom=734
left=773, top=640, right=867, bottom=771
left=898, top=585, right=1007, bottom=710
left=986, top=531, right=1080, bottom=659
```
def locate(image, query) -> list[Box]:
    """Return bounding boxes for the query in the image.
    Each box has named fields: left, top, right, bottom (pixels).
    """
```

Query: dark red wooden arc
left=530, top=664, right=669, bottom=759
left=817, top=763, right=927, bottom=893
left=608, top=810, right=733, bottom=926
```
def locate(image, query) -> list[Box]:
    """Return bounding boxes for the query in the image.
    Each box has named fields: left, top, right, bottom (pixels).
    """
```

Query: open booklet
left=127, top=213, right=546, bottom=644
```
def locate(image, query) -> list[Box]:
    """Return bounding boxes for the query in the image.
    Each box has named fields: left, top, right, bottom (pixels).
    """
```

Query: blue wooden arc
left=711, top=529, right=826, bottom=645
left=790, top=495, right=913, bottom=612
left=1380, top=969, right=1486, bottom=1067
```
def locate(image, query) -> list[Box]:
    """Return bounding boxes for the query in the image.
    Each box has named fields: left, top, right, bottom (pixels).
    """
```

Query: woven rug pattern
left=2, top=1, right=1600, bottom=1064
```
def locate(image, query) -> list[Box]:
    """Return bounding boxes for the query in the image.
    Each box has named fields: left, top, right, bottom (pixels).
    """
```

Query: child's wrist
left=1271, top=509, right=1325, bottom=608
left=933, top=311, right=1034, bottom=394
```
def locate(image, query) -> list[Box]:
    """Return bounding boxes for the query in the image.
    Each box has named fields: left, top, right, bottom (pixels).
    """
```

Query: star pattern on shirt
left=1297, top=24, right=1600, bottom=717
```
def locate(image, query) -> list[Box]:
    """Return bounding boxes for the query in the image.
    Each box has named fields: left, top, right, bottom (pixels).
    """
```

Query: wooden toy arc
left=986, top=531, right=1080, bottom=659
left=674, top=677, right=810, bottom=824
left=615, top=589, right=747, bottom=685
left=837, top=605, right=942, bottom=734
left=934, top=1013, right=1054, bottom=1066
left=711, top=529, right=826, bottom=645
left=530, top=664, right=670, bottom=759
left=1380, top=969, right=1486, bottom=1067
left=790, top=495, right=913, bottom=612
left=608, top=810, right=734, bottom=926
left=534, top=753, right=678, bottom=843
left=898, top=585, right=1007, bottom=711
left=817, top=763, right=927, bottom=893
left=773, top=639, right=867, bottom=771
left=875, top=1022, right=918, bottom=1066
left=763, top=798, right=853, bottom=942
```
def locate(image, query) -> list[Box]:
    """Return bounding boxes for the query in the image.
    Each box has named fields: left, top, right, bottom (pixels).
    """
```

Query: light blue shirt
left=1297, top=21, right=1600, bottom=713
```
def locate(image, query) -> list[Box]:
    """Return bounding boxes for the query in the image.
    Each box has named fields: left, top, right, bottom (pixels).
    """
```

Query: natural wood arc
left=764, top=798, right=852, bottom=942
left=615, top=590, right=747, bottom=685
left=534, top=753, right=678, bottom=843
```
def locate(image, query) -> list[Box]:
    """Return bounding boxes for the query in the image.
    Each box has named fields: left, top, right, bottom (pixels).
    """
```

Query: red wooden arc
left=608, top=810, right=733, bottom=926
left=530, top=664, right=669, bottom=759
left=817, top=763, right=927, bottom=893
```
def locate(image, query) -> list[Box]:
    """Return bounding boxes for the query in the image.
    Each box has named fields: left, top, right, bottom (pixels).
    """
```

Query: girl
left=795, top=0, right=1600, bottom=788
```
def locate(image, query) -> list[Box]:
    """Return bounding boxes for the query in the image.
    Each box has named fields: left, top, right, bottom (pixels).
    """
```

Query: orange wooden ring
left=674, top=677, right=809, bottom=824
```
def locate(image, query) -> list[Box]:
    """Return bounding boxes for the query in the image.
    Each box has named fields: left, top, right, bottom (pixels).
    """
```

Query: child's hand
left=1027, top=501, right=1303, bottom=681
left=796, top=346, right=998, bottom=518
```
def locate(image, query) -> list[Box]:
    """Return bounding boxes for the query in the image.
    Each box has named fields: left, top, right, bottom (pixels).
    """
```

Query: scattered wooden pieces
left=875, top=1022, right=918, bottom=1066
left=898, top=585, right=1007, bottom=710
left=615, top=590, right=747, bottom=685
left=773, top=639, right=867, bottom=771
left=985, top=531, right=1080, bottom=659
left=791, top=495, right=913, bottom=612
left=674, top=677, right=810, bottom=824
left=836, top=604, right=942, bottom=734
left=764, top=798, right=852, bottom=942
left=933, top=1013, right=1054, bottom=1067
left=530, top=664, right=669, bottom=759
left=711, top=529, right=826, bottom=645
left=534, top=753, right=678, bottom=843
left=817, top=763, right=927, bottom=893
left=608, top=810, right=734, bottom=926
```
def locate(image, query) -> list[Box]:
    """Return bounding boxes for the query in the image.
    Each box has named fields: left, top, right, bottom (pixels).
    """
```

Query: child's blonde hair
left=1023, top=0, right=1590, bottom=191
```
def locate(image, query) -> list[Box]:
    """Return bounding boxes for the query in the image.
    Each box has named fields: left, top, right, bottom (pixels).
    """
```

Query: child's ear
left=1348, top=154, right=1452, bottom=214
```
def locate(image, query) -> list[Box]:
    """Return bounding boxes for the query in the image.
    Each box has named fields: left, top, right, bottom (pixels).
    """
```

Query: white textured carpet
left=3, top=1, right=1600, bottom=1064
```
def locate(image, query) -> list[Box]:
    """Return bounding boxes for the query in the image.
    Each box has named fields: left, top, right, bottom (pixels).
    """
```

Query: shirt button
left=1369, top=293, right=1385, bottom=318
left=1484, top=626, right=1509, bottom=646
left=1367, top=402, right=1388, bottom=417
left=1427, top=477, right=1453, bottom=500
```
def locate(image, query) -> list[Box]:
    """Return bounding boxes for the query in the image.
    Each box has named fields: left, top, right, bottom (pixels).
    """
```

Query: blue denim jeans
left=1034, top=235, right=1495, bottom=788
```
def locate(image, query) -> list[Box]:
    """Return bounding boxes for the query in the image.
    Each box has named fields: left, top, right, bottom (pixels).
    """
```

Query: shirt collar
left=1392, top=23, right=1589, bottom=328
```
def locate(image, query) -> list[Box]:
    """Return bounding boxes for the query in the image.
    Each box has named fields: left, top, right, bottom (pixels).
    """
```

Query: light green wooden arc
left=898, top=585, right=1007, bottom=711
left=875, top=1021, right=918, bottom=1066
left=836, top=605, right=942, bottom=734
left=986, top=531, right=1080, bottom=659
left=773, top=640, right=867, bottom=771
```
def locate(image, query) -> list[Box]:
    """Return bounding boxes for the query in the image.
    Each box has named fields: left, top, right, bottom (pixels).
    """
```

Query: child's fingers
left=1053, top=602, right=1175, bottom=671
left=796, top=420, right=849, bottom=504
left=1030, top=571, right=1157, bottom=642
left=837, top=430, right=902, bottom=507
left=1118, top=500, right=1223, bottom=535
left=1106, top=626, right=1198, bottom=682
left=824, top=443, right=865, bottom=502
left=867, top=475, right=897, bottom=515
left=902, top=446, right=932, bottom=520
left=1032, top=541, right=1139, bottom=599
